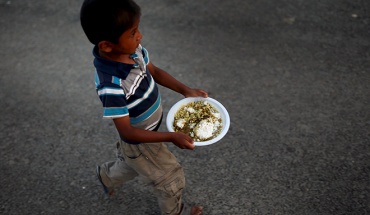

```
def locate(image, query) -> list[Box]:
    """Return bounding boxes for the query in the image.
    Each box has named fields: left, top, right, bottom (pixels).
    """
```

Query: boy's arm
left=147, top=62, right=208, bottom=98
left=113, top=116, right=196, bottom=150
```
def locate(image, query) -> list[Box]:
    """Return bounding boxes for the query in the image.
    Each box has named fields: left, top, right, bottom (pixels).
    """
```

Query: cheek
left=130, top=39, right=139, bottom=47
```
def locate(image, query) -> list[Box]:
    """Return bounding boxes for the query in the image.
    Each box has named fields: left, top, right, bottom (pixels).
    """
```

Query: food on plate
left=173, top=101, right=222, bottom=141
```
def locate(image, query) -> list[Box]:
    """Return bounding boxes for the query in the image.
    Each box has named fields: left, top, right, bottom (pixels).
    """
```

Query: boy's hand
left=183, top=88, right=208, bottom=98
left=171, top=132, right=196, bottom=150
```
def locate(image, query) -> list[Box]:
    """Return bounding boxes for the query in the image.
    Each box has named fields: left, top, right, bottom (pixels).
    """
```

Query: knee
left=156, top=166, right=185, bottom=198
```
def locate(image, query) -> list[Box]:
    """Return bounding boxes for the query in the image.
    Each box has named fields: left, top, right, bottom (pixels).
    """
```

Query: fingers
left=187, top=142, right=195, bottom=150
left=182, top=134, right=195, bottom=150
left=194, top=89, right=208, bottom=98
left=184, top=136, right=195, bottom=150
left=173, top=132, right=196, bottom=150
left=178, top=141, right=195, bottom=150
left=184, top=88, right=208, bottom=98
left=200, top=90, right=208, bottom=98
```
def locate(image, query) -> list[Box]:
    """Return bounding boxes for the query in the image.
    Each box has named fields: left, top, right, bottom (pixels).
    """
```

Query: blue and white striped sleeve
left=97, top=84, right=129, bottom=119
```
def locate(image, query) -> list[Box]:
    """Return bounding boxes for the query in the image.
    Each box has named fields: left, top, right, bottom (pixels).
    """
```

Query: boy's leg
left=153, top=164, right=185, bottom=215
left=99, top=141, right=138, bottom=193
left=122, top=142, right=185, bottom=215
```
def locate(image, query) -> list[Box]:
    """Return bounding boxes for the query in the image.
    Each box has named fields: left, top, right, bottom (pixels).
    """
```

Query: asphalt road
left=1, top=0, right=369, bottom=214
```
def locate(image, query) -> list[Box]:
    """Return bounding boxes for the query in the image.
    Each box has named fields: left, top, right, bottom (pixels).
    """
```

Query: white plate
left=166, top=97, right=230, bottom=146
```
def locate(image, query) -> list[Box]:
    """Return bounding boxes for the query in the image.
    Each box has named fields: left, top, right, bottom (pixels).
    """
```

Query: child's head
left=80, top=0, right=141, bottom=45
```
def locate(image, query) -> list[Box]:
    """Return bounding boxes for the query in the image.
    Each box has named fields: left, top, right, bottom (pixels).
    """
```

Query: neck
left=98, top=50, right=134, bottom=64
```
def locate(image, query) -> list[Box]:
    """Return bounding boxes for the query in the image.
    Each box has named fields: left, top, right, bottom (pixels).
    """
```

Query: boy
left=80, top=0, right=206, bottom=214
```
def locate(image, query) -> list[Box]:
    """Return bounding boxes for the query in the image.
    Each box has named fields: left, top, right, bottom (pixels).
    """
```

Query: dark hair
left=80, top=0, right=141, bottom=45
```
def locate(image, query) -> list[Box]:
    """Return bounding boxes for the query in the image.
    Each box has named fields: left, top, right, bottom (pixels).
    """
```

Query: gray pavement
left=1, top=0, right=370, bottom=214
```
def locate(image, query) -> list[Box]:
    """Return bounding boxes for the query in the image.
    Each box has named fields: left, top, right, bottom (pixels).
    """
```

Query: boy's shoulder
left=95, top=70, right=121, bottom=92
left=93, top=48, right=132, bottom=81
left=94, top=44, right=150, bottom=80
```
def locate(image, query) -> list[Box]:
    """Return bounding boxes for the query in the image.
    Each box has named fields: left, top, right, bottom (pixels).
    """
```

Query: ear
left=98, top=40, right=114, bottom=53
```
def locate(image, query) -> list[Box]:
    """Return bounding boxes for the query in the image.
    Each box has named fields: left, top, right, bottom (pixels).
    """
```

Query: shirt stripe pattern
left=93, top=45, right=162, bottom=130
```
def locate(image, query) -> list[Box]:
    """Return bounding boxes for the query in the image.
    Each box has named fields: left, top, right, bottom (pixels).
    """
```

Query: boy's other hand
left=171, top=132, right=195, bottom=150
left=183, top=88, right=208, bottom=98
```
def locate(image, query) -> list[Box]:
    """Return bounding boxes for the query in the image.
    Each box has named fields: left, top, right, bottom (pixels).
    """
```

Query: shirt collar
left=92, top=46, right=133, bottom=80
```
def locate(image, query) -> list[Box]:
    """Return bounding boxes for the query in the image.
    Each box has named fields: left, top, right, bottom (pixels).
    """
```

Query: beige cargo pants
left=100, top=140, right=185, bottom=215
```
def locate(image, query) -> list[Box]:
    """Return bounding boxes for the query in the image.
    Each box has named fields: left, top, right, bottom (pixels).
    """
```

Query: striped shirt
left=93, top=45, right=163, bottom=132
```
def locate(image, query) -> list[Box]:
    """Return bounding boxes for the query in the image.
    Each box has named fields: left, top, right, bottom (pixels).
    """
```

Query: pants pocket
left=122, top=141, right=142, bottom=159
left=154, top=166, right=185, bottom=214
left=164, top=177, right=185, bottom=197
left=155, top=166, right=185, bottom=198
left=143, top=142, right=163, bottom=157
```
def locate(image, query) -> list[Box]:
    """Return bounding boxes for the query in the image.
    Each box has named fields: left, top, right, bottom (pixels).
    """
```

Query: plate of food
left=166, top=97, right=230, bottom=146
